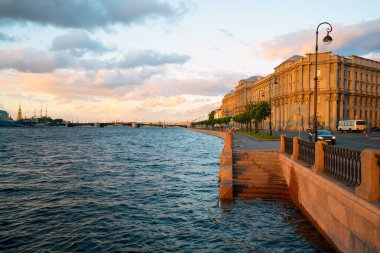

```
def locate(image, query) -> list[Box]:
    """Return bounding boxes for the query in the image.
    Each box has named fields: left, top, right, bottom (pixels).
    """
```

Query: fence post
left=279, top=135, right=286, bottom=153
left=312, top=141, right=326, bottom=173
left=355, top=149, right=380, bottom=201
left=291, top=137, right=299, bottom=161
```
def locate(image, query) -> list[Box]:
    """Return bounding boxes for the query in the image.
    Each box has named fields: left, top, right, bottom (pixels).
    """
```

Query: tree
left=245, top=102, right=256, bottom=132
left=251, top=101, right=271, bottom=133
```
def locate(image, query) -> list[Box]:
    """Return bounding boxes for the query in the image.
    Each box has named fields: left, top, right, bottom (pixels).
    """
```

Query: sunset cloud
left=0, top=0, right=188, bottom=29
left=142, top=96, right=186, bottom=107
left=257, top=18, right=380, bottom=59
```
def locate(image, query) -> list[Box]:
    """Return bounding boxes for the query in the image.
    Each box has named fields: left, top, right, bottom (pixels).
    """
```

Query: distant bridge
left=65, top=122, right=189, bottom=128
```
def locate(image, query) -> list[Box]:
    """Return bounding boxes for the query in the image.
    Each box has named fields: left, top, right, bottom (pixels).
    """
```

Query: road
left=272, top=130, right=380, bottom=151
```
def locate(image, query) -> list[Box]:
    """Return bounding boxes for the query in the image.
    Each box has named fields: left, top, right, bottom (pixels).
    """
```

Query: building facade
left=221, top=52, right=380, bottom=131
left=0, top=110, right=9, bottom=121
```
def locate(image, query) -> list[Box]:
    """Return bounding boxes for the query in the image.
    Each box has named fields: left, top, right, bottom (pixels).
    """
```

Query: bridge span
left=64, top=121, right=189, bottom=128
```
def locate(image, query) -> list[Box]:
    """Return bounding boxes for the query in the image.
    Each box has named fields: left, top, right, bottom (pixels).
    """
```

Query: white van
left=337, top=120, right=366, bottom=132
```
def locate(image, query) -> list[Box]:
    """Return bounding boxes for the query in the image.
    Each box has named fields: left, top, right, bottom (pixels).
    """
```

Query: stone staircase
left=232, top=151, right=291, bottom=201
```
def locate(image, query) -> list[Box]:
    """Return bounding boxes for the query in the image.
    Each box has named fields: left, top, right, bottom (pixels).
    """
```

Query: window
left=317, top=69, right=321, bottom=76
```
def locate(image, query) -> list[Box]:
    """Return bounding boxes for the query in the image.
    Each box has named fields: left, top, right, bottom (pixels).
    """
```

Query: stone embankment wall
left=279, top=135, right=380, bottom=253
left=187, top=128, right=226, bottom=139
left=188, top=128, right=233, bottom=199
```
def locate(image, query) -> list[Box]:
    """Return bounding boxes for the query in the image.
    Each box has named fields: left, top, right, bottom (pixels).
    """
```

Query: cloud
left=256, top=18, right=380, bottom=59
left=95, top=68, right=163, bottom=88
left=117, top=50, right=190, bottom=68
left=0, top=0, right=187, bottom=29
left=219, top=29, right=234, bottom=38
left=0, top=47, right=75, bottom=73
left=0, top=32, right=17, bottom=41
left=51, top=30, right=113, bottom=56
left=0, top=47, right=189, bottom=72
left=142, top=96, right=186, bottom=107
left=333, top=19, right=380, bottom=56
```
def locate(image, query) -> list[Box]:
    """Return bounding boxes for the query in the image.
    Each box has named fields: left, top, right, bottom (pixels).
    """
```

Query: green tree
left=245, top=102, right=256, bottom=132
left=38, top=116, right=53, bottom=124
left=251, top=101, right=271, bottom=133
left=53, top=118, right=64, bottom=125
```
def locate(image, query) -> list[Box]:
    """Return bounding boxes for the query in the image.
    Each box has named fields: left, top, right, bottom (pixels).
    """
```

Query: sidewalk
left=232, top=133, right=280, bottom=152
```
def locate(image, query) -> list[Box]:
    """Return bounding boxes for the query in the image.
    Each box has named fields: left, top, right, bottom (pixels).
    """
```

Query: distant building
left=0, top=110, right=9, bottom=121
left=214, top=107, right=223, bottom=119
left=221, top=52, right=380, bottom=131
left=17, top=104, right=22, bottom=121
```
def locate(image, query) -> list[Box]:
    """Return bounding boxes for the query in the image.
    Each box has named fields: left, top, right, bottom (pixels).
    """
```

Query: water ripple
left=0, top=127, right=335, bottom=252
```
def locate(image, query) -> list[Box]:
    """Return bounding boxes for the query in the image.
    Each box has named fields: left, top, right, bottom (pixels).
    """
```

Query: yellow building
left=221, top=52, right=380, bottom=131
left=214, top=107, right=223, bottom=119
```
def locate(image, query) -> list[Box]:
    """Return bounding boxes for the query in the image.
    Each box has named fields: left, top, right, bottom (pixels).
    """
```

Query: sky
left=0, top=0, right=380, bottom=123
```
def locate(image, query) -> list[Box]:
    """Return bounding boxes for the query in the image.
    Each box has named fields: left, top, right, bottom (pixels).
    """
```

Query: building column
left=331, top=95, right=338, bottom=131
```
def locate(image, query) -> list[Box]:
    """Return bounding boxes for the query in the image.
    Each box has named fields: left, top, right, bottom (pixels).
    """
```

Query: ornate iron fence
left=298, top=139, right=315, bottom=167
left=284, top=136, right=293, bottom=155
left=323, top=145, right=361, bottom=186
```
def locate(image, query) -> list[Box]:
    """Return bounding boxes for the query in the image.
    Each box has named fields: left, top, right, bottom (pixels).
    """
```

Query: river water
left=0, top=127, right=334, bottom=252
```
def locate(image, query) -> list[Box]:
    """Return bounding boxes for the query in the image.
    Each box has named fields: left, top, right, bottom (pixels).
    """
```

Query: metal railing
left=323, top=145, right=361, bottom=186
left=298, top=139, right=315, bottom=167
left=284, top=136, right=293, bottom=155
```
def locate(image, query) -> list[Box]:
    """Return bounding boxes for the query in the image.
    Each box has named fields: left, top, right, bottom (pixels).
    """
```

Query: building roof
left=241, top=75, right=263, bottom=83
left=285, top=55, right=303, bottom=62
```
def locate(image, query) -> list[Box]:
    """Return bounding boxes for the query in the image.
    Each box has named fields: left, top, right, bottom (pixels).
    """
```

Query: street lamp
left=269, top=76, right=278, bottom=136
left=313, top=22, right=333, bottom=142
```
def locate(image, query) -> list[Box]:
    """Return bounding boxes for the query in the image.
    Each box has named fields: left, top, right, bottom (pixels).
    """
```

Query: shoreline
left=187, top=128, right=226, bottom=140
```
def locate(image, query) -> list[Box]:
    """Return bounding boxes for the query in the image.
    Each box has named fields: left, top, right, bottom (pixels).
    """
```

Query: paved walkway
left=232, top=133, right=280, bottom=152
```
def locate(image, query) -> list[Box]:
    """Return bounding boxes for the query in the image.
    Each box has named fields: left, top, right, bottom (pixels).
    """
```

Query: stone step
left=233, top=169, right=284, bottom=177
left=233, top=156, right=279, bottom=162
left=233, top=175, right=270, bottom=181
left=234, top=192, right=291, bottom=200
left=233, top=179, right=287, bottom=186
left=234, top=186, right=289, bottom=194
left=232, top=166, right=268, bottom=173
left=233, top=171, right=268, bottom=177
left=234, top=183, right=289, bottom=191
left=233, top=160, right=257, bottom=165
left=241, top=155, right=279, bottom=160
left=235, top=193, right=292, bottom=201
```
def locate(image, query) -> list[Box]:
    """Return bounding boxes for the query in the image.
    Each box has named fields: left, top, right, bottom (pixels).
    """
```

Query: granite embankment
left=189, top=128, right=380, bottom=253
left=187, top=128, right=226, bottom=139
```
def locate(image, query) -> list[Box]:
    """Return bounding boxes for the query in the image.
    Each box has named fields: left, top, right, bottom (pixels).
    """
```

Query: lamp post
left=269, top=76, right=278, bottom=136
left=313, top=22, right=333, bottom=142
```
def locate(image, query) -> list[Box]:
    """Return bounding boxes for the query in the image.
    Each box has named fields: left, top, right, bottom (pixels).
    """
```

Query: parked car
left=369, top=126, right=380, bottom=132
left=308, top=130, right=336, bottom=145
